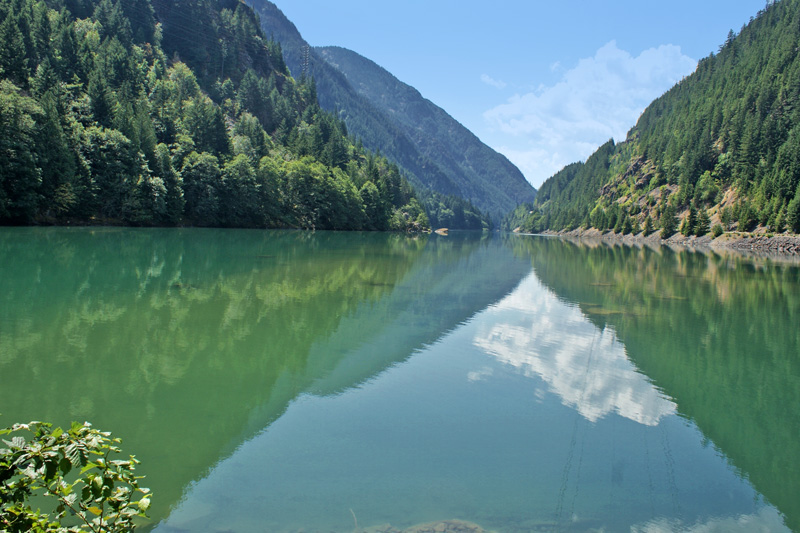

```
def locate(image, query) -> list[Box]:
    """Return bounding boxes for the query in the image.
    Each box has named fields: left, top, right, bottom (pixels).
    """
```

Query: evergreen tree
left=695, top=208, right=711, bottom=236
left=360, top=180, right=383, bottom=230
left=681, top=204, right=697, bottom=236
left=237, top=69, right=274, bottom=132
left=660, top=203, right=678, bottom=238
left=219, top=154, right=259, bottom=227
left=643, top=215, right=654, bottom=236
left=0, top=80, right=42, bottom=222
left=94, top=0, right=132, bottom=46
left=88, top=69, right=114, bottom=127
left=0, top=15, right=30, bottom=86
left=31, top=58, right=58, bottom=97
left=81, top=126, right=139, bottom=220
left=182, top=95, right=230, bottom=157
left=181, top=151, right=222, bottom=226
left=620, top=213, right=633, bottom=235
left=53, top=24, right=81, bottom=82
left=153, top=143, right=183, bottom=224
left=788, top=186, right=800, bottom=233
left=36, top=92, right=76, bottom=215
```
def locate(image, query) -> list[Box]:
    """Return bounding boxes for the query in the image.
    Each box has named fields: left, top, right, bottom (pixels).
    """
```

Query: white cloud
left=633, top=506, right=790, bottom=533
left=483, top=41, right=696, bottom=188
left=467, top=367, right=494, bottom=382
left=480, top=73, right=507, bottom=89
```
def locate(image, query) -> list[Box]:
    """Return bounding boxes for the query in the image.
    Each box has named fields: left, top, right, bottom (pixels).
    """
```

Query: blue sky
left=275, top=0, right=768, bottom=188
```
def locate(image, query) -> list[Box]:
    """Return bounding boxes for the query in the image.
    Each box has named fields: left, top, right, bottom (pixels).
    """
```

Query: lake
left=1, top=228, right=798, bottom=532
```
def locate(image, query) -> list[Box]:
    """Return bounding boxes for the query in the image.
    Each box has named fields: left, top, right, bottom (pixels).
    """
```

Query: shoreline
left=528, top=227, right=800, bottom=257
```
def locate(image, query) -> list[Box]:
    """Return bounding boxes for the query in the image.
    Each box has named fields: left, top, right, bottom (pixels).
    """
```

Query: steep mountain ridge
left=246, top=0, right=536, bottom=222
left=317, top=46, right=537, bottom=219
left=507, top=0, right=800, bottom=239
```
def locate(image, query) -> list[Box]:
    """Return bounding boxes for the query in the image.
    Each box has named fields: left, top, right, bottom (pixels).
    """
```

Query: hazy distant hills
left=247, top=0, right=536, bottom=221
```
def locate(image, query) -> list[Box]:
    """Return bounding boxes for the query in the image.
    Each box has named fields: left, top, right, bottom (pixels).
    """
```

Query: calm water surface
left=1, top=228, right=798, bottom=532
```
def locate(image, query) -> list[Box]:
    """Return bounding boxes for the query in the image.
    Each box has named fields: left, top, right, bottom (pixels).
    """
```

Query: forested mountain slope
left=506, top=0, right=800, bottom=238
left=246, top=0, right=536, bottom=224
left=316, top=46, right=538, bottom=221
left=0, top=0, right=438, bottom=231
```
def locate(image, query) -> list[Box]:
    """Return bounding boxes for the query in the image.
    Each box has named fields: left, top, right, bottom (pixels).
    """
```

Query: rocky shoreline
left=533, top=228, right=800, bottom=257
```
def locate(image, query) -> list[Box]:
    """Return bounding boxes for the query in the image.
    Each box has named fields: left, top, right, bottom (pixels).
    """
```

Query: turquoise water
left=1, top=229, right=797, bottom=532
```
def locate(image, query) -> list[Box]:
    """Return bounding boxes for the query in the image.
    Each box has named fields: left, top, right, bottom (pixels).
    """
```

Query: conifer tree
left=788, top=186, right=800, bottom=233
left=681, top=204, right=697, bottom=236
left=0, top=80, right=41, bottom=221
left=153, top=143, right=184, bottom=224
left=660, top=203, right=678, bottom=238
left=695, top=208, right=711, bottom=236
left=0, top=15, right=30, bottom=86
left=643, top=215, right=654, bottom=236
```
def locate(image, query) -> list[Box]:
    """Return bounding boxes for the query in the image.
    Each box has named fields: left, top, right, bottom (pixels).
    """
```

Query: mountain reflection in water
left=1, top=229, right=797, bottom=532
left=156, top=237, right=793, bottom=533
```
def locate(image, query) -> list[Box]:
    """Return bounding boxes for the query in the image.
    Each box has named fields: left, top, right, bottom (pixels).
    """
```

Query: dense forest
left=0, top=0, right=468, bottom=231
left=505, top=0, right=800, bottom=238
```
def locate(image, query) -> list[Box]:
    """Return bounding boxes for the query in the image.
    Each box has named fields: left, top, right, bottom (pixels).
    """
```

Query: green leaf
left=65, top=443, right=81, bottom=467
left=81, top=461, right=99, bottom=474
left=44, top=459, right=58, bottom=481
left=88, top=506, right=103, bottom=516
left=92, top=475, right=103, bottom=497
left=59, top=457, right=72, bottom=476
left=63, top=492, right=77, bottom=507
left=137, top=497, right=150, bottom=512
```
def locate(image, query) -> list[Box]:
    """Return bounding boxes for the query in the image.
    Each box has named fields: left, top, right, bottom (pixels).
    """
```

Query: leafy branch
left=0, top=421, right=151, bottom=533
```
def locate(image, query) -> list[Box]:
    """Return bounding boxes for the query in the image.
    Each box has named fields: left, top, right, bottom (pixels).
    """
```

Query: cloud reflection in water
left=473, top=273, right=676, bottom=426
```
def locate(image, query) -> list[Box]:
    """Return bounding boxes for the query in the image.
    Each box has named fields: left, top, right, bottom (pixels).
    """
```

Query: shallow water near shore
left=1, top=228, right=798, bottom=532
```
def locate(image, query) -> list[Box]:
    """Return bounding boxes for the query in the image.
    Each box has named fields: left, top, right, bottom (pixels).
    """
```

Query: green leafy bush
left=1, top=421, right=151, bottom=533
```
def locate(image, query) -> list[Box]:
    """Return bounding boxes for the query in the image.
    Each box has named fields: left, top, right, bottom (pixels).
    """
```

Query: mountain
left=0, top=0, right=447, bottom=231
left=316, top=46, right=538, bottom=219
left=506, top=0, right=800, bottom=238
left=246, top=0, right=536, bottom=223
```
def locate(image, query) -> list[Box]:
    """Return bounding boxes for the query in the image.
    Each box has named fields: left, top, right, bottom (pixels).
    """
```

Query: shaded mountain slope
left=317, top=46, right=537, bottom=220
left=246, top=0, right=536, bottom=222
